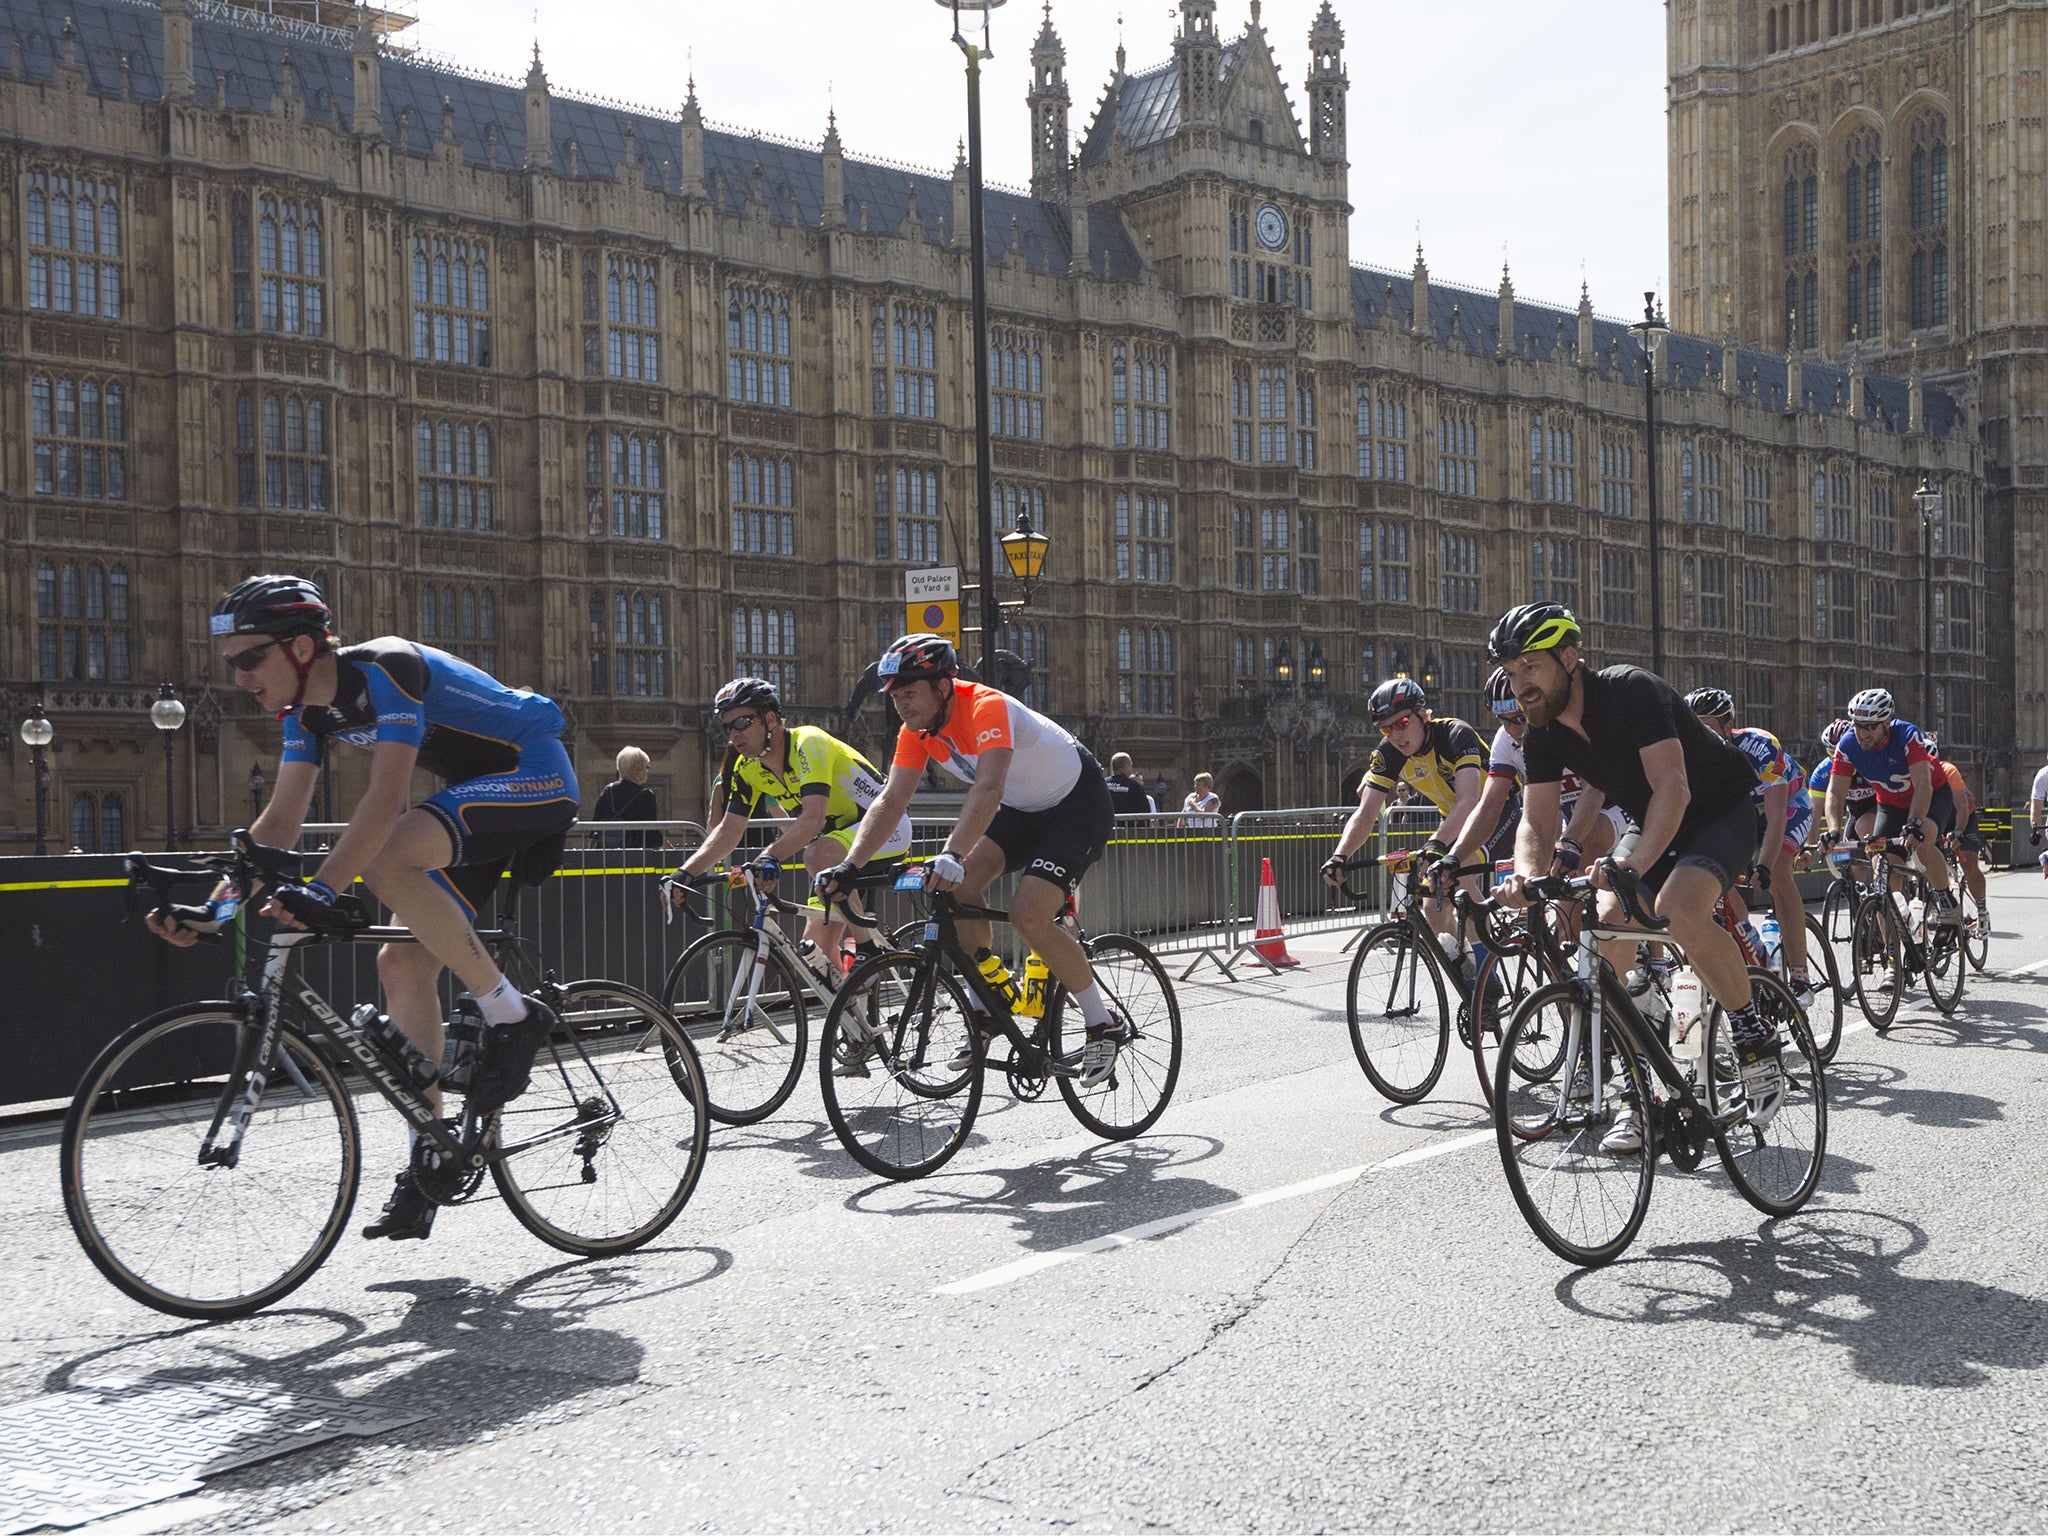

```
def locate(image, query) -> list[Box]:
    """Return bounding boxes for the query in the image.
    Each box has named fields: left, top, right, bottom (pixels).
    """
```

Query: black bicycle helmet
left=877, top=633, right=958, bottom=692
left=713, top=676, right=780, bottom=715
left=1486, top=667, right=1519, bottom=716
left=1685, top=686, right=1735, bottom=719
left=209, top=574, right=332, bottom=641
left=1487, top=602, right=1580, bottom=663
left=1367, top=676, right=1428, bottom=724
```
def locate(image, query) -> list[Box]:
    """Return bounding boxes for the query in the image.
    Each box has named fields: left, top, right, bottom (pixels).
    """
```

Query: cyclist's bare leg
left=1961, top=848, right=1986, bottom=903
left=1763, top=837, right=1809, bottom=973
left=360, top=808, right=517, bottom=1047
left=1657, top=864, right=1753, bottom=1012
left=1007, top=872, right=1091, bottom=992
left=373, top=939, right=445, bottom=1114
left=952, top=839, right=1009, bottom=959
left=800, top=838, right=851, bottom=957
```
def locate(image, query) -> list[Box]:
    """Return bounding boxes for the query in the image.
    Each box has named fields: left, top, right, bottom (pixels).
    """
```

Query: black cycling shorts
left=423, top=737, right=580, bottom=919
left=983, top=748, right=1115, bottom=896
left=1870, top=783, right=1956, bottom=842
left=1482, top=793, right=1522, bottom=866
left=1616, top=797, right=1758, bottom=898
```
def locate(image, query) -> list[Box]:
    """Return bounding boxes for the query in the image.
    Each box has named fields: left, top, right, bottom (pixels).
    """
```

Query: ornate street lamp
left=19, top=703, right=53, bottom=856
left=1000, top=507, right=1050, bottom=604
left=249, top=760, right=269, bottom=821
left=936, top=0, right=1007, bottom=673
left=1629, top=293, right=1671, bottom=676
left=150, top=681, right=186, bottom=851
left=1915, top=474, right=1944, bottom=728
left=1274, top=640, right=1295, bottom=696
left=1305, top=641, right=1327, bottom=698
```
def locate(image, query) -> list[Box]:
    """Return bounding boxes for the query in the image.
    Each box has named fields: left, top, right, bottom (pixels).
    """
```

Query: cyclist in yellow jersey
left=1322, top=678, right=1507, bottom=949
left=671, top=678, right=910, bottom=989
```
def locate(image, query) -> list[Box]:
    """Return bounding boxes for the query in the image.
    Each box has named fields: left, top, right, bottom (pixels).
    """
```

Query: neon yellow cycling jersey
left=721, top=725, right=887, bottom=832
left=1363, top=717, right=1487, bottom=817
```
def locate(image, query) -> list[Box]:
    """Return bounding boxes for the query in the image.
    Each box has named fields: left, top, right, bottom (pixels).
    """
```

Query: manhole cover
left=0, top=1377, right=424, bottom=1534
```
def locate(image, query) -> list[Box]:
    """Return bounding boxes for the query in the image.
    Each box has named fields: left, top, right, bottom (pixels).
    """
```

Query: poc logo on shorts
left=1029, top=857, right=1069, bottom=882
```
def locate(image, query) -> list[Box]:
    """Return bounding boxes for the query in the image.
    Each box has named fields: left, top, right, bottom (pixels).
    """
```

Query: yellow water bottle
left=1018, top=951, right=1050, bottom=1019
left=973, top=947, right=1021, bottom=1011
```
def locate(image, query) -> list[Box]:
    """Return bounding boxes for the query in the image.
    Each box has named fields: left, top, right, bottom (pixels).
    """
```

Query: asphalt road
left=8, top=872, right=2048, bottom=1533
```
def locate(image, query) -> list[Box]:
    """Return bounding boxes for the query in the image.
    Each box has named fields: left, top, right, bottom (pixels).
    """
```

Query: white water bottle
left=1908, top=895, right=1927, bottom=934
left=1758, top=913, right=1782, bottom=969
left=1670, top=968, right=1704, bottom=1061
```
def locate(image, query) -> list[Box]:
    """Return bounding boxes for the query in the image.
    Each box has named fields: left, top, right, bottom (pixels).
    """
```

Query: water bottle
left=351, top=1003, right=440, bottom=1092
left=1018, top=951, right=1050, bottom=1019
left=1436, top=930, right=1464, bottom=973
left=1669, top=968, right=1704, bottom=1062
left=1738, top=919, right=1767, bottom=964
left=973, top=948, right=1021, bottom=1012
left=1907, top=895, right=1926, bottom=935
left=1627, top=968, right=1670, bottom=1028
left=1757, top=912, right=1782, bottom=969
left=439, top=1000, right=483, bottom=1093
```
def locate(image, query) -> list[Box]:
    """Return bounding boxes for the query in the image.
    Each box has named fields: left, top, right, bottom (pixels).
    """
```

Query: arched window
left=99, top=793, right=125, bottom=854
left=1907, top=112, right=1949, bottom=329
left=25, top=170, right=123, bottom=318
left=71, top=794, right=95, bottom=854
left=29, top=372, right=128, bottom=502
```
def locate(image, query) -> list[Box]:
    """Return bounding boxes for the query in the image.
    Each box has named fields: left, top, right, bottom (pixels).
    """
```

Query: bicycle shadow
left=38, top=1244, right=728, bottom=1489
left=842, top=1134, right=1238, bottom=1254
left=1378, top=1100, right=1490, bottom=1134
left=1552, top=1207, right=2048, bottom=1388
left=1819, top=1060, right=2006, bottom=1130
left=1879, top=993, right=2048, bottom=1055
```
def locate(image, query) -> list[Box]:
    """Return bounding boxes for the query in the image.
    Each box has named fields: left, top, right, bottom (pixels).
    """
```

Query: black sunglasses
left=225, top=640, right=280, bottom=673
left=719, top=713, right=761, bottom=735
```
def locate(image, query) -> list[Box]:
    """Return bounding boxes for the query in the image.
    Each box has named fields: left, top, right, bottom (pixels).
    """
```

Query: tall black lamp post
left=937, top=0, right=1005, bottom=675
left=1629, top=293, right=1671, bottom=676
left=20, top=703, right=53, bottom=856
left=1915, top=474, right=1944, bottom=728
left=150, top=681, right=186, bottom=851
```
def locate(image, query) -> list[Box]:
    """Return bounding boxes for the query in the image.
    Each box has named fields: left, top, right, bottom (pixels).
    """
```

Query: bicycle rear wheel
left=1470, top=942, right=1550, bottom=1113
left=1493, top=982, right=1655, bottom=1266
left=1849, top=897, right=1902, bottom=1032
left=1819, top=882, right=1856, bottom=992
left=662, top=929, right=807, bottom=1124
left=819, top=952, right=983, bottom=1180
left=1799, top=914, right=1844, bottom=1064
left=1703, top=972, right=1826, bottom=1218
left=492, top=981, right=710, bottom=1254
left=1346, top=924, right=1451, bottom=1104
left=1922, top=909, right=1967, bottom=1016
left=61, top=1005, right=361, bottom=1320
left=1960, top=888, right=1990, bottom=972
left=1053, top=933, right=1183, bottom=1139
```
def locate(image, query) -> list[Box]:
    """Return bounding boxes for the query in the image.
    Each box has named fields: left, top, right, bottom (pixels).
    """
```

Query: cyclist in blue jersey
left=147, top=575, right=578, bottom=1241
left=1821, top=687, right=1962, bottom=924
left=1686, top=688, right=1816, bottom=1003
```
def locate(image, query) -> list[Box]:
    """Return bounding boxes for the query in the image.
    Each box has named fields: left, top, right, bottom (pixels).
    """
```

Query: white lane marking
left=2006, top=955, right=2048, bottom=976
left=77, top=1498, right=230, bottom=1536
left=935, top=1130, right=1495, bottom=1296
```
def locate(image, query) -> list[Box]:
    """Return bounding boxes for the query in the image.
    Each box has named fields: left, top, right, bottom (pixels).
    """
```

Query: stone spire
left=821, top=109, right=844, bottom=228
left=679, top=76, right=704, bottom=195
left=1721, top=295, right=1739, bottom=397
left=1028, top=2, right=1071, bottom=201
left=351, top=8, right=381, bottom=136
left=1576, top=279, right=1595, bottom=369
left=162, top=0, right=194, bottom=100
left=1410, top=244, right=1430, bottom=340
left=1306, top=0, right=1347, bottom=166
left=523, top=43, right=552, bottom=170
left=1908, top=339, right=1925, bottom=434
left=1173, top=0, right=1220, bottom=131
left=951, top=139, right=970, bottom=249
left=1496, top=261, right=1515, bottom=359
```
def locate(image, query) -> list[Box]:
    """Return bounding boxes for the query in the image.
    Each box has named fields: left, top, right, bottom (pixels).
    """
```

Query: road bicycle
left=1939, top=831, right=1991, bottom=973
left=1833, top=835, right=1967, bottom=1030
left=1492, top=868, right=1828, bottom=1267
left=659, top=867, right=890, bottom=1125
left=816, top=865, right=1183, bottom=1180
left=1338, top=851, right=1558, bottom=1108
left=1719, top=870, right=1844, bottom=1064
left=61, top=833, right=710, bottom=1320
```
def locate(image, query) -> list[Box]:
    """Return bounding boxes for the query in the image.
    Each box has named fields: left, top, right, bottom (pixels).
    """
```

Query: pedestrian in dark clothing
left=591, top=746, right=661, bottom=848
left=1106, top=752, right=1155, bottom=816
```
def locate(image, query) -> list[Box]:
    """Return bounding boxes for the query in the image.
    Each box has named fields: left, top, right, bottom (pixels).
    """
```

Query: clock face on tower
left=1255, top=203, right=1288, bottom=252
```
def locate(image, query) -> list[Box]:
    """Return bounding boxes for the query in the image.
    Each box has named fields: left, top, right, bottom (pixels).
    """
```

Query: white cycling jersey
left=1488, top=727, right=1631, bottom=838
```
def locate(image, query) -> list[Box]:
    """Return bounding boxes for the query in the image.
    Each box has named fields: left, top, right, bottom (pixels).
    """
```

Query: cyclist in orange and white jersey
left=817, top=634, right=1127, bottom=1085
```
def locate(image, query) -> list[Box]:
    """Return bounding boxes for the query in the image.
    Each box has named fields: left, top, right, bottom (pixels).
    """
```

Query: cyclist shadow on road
left=1819, top=1060, right=2006, bottom=1132
left=38, top=1245, right=729, bottom=1487
left=1552, top=1206, right=2047, bottom=1388
left=1879, top=992, right=2048, bottom=1055
left=723, top=1092, right=1035, bottom=1187
left=842, top=1134, right=1239, bottom=1254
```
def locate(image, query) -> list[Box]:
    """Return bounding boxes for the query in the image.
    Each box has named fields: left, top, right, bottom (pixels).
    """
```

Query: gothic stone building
left=1669, top=0, right=2038, bottom=796
left=0, top=0, right=1980, bottom=851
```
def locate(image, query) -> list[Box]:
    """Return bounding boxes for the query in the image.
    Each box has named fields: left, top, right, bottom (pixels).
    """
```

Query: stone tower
left=1306, top=0, right=1346, bottom=166
left=1028, top=4, right=1071, bottom=201
left=1174, top=0, right=1221, bottom=131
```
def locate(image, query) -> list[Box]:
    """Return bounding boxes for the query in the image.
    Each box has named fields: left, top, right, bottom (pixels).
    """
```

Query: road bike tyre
left=662, top=929, right=808, bottom=1125
left=1849, top=898, right=1903, bottom=1032
left=492, top=981, right=710, bottom=1255
left=1470, top=942, right=1551, bottom=1114
left=819, top=951, right=984, bottom=1181
left=1493, top=982, right=1655, bottom=1267
left=1346, top=923, right=1451, bottom=1105
left=61, top=1004, right=361, bottom=1321
left=1800, top=913, right=1844, bottom=1064
left=1703, top=971, right=1827, bottom=1218
left=1819, top=883, right=1856, bottom=994
left=1922, top=911, right=1967, bottom=1016
left=1053, top=933, right=1183, bottom=1140
left=1961, top=889, right=1990, bottom=973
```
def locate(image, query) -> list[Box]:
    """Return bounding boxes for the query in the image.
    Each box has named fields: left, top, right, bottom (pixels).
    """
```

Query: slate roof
left=1, top=0, right=1145, bottom=280
left=1350, top=265, right=1961, bottom=440
left=1076, top=44, right=1241, bottom=168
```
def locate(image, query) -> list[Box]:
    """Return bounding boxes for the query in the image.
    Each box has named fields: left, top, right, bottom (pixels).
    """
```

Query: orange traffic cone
left=1246, top=856, right=1301, bottom=968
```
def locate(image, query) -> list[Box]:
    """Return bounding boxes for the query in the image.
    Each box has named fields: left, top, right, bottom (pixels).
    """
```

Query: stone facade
left=1, top=0, right=1982, bottom=852
left=1669, top=0, right=2037, bottom=793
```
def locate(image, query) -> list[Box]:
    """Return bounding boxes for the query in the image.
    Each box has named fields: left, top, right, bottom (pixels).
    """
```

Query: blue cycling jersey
left=281, top=638, right=565, bottom=783
left=1829, top=718, right=1936, bottom=809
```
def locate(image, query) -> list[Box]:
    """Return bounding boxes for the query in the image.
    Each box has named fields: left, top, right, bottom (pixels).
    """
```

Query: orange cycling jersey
left=891, top=679, right=1082, bottom=812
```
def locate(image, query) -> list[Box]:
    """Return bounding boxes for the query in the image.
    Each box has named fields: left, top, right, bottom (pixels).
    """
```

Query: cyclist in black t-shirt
left=1487, top=603, right=1784, bottom=1141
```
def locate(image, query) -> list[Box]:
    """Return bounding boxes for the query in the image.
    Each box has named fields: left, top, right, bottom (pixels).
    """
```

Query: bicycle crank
left=412, top=1120, right=489, bottom=1204
left=1658, top=1101, right=1709, bottom=1173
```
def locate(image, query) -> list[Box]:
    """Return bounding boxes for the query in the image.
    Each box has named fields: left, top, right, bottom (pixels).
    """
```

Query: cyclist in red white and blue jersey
left=1686, top=688, right=1816, bottom=1002
left=1822, top=686, right=1962, bottom=922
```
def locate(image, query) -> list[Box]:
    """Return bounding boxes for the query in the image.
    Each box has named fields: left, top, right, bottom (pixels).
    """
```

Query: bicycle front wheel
left=1799, top=914, right=1844, bottom=1064
left=1346, top=924, right=1451, bottom=1104
left=61, top=1005, right=361, bottom=1321
left=1470, top=943, right=1550, bottom=1114
left=1054, top=933, right=1183, bottom=1139
left=663, top=929, right=807, bottom=1124
left=491, top=981, right=710, bottom=1255
left=1961, top=888, right=1990, bottom=972
left=1704, top=972, right=1827, bottom=1218
left=1922, top=908, right=1967, bottom=1016
left=819, top=952, right=983, bottom=1180
left=1849, top=897, right=1902, bottom=1032
left=1493, top=983, right=1655, bottom=1267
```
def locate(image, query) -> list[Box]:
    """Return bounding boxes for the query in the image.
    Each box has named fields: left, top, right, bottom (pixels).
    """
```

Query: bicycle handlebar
left=1515, top=863, right=1670, bottom=933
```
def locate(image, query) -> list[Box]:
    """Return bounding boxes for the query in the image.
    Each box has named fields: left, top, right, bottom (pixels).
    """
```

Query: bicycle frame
left=896, top=882, right=1078, bottom=1080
